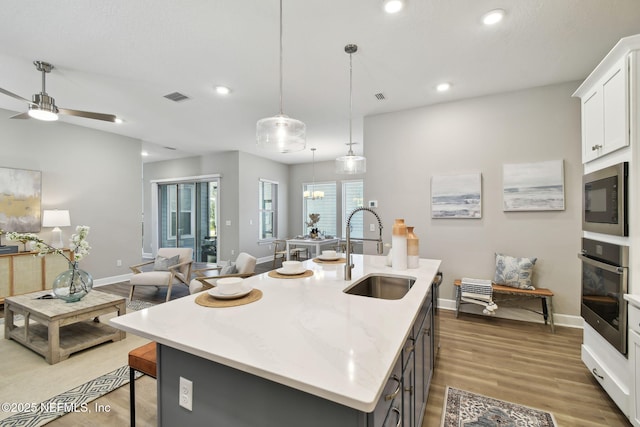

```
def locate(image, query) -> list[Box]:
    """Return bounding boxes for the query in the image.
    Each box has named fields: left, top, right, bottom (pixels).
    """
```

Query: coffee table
left=4, top=290, right=126, bottom=364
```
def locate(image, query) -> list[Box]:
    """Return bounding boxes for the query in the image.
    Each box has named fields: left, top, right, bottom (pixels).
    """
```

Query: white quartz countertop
left=110, top=254, right=441, bottom=412
left=624, top=294, right=640, bottom=309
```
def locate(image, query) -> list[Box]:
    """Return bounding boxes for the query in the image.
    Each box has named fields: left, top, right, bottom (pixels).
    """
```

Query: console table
left=0, top=249, right=72, bottom=303
left=4, top=290, right=126, bottom=364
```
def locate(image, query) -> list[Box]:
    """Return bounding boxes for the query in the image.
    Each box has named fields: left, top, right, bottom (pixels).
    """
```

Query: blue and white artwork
left=503, top=160, right=565, bottom=211
left=431, top=173, right=482, bottom=219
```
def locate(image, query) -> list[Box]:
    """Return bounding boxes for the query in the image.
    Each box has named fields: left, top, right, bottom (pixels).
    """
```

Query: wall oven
left=583, top=162, right=628, bottom=236
left=579, top=238, right=629, bottom=354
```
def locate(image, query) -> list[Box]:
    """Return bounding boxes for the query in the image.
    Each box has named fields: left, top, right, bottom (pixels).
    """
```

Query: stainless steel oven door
left=579, top=253, right=628, bottom=354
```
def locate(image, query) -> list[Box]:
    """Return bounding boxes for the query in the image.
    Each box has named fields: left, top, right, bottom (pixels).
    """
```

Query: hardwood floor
left=42, top=264, right=633, bottom=426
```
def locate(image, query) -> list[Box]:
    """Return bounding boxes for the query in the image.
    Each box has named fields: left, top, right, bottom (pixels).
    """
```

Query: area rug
left=0, top=298, right=155, bottom=426
left=441, top=387, right=557, bottom=427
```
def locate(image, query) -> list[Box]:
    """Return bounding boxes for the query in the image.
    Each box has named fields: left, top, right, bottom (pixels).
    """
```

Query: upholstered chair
left=129, top=248, right=194, bottom=302
left=189, top=252, right=257, bottom=294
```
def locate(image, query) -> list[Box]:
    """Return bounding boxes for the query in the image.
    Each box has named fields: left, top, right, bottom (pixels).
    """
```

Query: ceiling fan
left=0, top=60, right=117, bottom=123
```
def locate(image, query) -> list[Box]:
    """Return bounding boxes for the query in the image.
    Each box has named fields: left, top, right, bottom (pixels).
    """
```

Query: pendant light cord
left=348, top=49, right=353, bottom=155
left=279, top=0, right=284, bottom=115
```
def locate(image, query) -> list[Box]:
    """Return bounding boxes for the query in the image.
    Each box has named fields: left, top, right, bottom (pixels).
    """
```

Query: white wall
left=1, top=107, right=142, bottom=281
left=364, top=82, right=583, bottom=318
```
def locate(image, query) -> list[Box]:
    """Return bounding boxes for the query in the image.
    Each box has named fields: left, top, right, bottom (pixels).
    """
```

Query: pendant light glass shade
left=257, top=114, right=306, bottom=153
left=336, top=44, right=366, bottom=174
left=256, top=0, right=306, bottom=152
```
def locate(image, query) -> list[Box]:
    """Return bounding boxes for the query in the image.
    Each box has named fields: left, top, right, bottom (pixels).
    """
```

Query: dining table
left=285, top=238, right=340, bottom=260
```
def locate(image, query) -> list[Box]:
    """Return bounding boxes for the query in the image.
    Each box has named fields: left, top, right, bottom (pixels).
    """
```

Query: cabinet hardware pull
left=592, top=368, right=604, bottom=380
left=385, top=375, right=401, bottom=401
left=391, top=407, right=401, bottom=427
left=591, top=144, right=603, bottom=151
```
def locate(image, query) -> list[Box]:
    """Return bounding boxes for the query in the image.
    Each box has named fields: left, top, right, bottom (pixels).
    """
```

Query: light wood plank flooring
left=47, top=305, right=631, bottom=426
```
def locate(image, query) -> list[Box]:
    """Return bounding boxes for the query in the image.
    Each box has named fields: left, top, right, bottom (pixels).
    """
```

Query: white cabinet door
left=582, top=89, right=604, bottom=162
left=602, top=57, right=628, bottom=155
left=631, top=329, right=640, bottom=427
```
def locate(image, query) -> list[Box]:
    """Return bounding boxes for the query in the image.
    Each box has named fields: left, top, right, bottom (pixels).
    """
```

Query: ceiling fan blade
left=9, top=112, right=31, bottom=120
left=0, top=87, right=36, bottom=106
left=58, top=107, right=117, bottom=123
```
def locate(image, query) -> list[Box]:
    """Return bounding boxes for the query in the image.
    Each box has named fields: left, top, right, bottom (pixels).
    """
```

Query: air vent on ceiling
left=374, top=92, right=386, bottom=100
left=163, top=92, right=190, bottom=102
left=164, top=146, right=177, bottom=151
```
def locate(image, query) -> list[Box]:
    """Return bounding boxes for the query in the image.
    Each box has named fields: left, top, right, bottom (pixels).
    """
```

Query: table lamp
left=42, top=209, right=71, bottom=248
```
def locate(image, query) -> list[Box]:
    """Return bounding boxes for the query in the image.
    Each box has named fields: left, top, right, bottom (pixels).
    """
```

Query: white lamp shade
left=42, top=210, right=71, bottom=227
left=256, top=114, right=306, bottom=153
left=335, top=155, right=366, bottom=174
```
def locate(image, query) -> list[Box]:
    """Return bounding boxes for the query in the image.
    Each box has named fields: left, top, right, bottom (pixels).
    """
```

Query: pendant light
left=256, top=0, right=306, bottom=153
left=336, top=44, right=366, bottom=174
left=304, top=148, right=324, bottom=199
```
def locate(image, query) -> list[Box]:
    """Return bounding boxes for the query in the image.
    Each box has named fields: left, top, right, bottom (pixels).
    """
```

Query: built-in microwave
left=583, top=162, right=628, bottom=236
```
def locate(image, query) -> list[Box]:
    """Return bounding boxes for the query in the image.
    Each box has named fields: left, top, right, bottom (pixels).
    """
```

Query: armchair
left=129, top=248, right=193, bottom=302
left=189, top=252, right=257, bottom=294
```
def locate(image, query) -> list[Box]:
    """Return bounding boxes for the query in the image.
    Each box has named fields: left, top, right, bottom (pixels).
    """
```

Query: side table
left=4, top=290, right=126, bottom=364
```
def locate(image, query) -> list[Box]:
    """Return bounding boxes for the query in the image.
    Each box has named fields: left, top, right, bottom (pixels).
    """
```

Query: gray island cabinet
left=111, top=255, right=442, bottom=427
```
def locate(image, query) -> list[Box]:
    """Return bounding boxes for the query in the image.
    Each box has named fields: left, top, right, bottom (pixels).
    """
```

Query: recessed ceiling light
left=141, top=151, right=149, bottom=157
left=436, top=82, right=451, bottom=92
left=114, top=117, right=123, bottom=124
left=383, top=0, right=404, bottom=14
left=482, top=9, right=505, bottom=25
left=215, top=86, right=231, bottom=95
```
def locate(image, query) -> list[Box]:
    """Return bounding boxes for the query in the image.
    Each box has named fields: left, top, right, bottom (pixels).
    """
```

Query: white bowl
left=282, top=260, right=302, bottom=273
left=216, top=277, right=244, bottom=295
left=322, top=250, right=337, bottom=258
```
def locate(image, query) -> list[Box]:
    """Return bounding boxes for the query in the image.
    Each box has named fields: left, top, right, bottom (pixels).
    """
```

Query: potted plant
left=305, top=213, right=320, bottom=238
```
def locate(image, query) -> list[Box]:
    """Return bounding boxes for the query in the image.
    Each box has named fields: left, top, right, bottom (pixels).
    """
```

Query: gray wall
left=0, top=107, right=142, bottom=281
left=142, top=151, right=289, bottom=263
left=364, top=81, right=583, bottom=317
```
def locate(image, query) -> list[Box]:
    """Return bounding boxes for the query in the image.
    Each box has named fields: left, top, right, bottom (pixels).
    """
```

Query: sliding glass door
left=158, top=179, right=218, bottom=263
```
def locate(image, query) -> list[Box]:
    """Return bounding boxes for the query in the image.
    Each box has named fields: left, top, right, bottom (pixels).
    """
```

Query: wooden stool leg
left=455, top=286, right=461, bottom=318
left=130, top=367, right=136, bottom=427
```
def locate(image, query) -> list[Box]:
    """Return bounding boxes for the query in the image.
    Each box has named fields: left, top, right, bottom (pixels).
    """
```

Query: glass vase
left=52, top=262, right=93, bottom=302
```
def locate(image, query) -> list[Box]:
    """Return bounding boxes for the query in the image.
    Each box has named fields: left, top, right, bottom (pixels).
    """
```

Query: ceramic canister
left=407, top=226, right=419, bottom=269
left=391, top=219, right=408, bottom=270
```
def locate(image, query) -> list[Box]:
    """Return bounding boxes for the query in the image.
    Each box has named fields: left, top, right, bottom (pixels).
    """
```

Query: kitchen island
left=110, top=254, right=441, bottom=426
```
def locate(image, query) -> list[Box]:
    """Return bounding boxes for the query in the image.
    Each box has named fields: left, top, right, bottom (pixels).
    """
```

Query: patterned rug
left=0, top=366, right=141, bottom=427
left=441, top=387, right=557, bottom=427
left=0, top=298, right=154, bottom=427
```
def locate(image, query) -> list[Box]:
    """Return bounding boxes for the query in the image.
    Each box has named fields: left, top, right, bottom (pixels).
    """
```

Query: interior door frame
left=150, top=174, right=221, bottom=258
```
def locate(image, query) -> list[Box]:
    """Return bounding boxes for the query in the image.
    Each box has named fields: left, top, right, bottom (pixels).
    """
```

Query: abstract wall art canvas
left=503, top=160, right=565, bottom=211
left=431, top=173, right=482, bottom=218
left=0, top=167, right=42, bottom=232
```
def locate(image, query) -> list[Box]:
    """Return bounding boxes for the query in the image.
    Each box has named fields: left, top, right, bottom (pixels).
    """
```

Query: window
left=303, top=182, right=337, bottom=237
left=165, top=183, right=195, bottom=239
left=342, top=180, right=364, bottom=238
left=259, top=179, right=278, bottom=240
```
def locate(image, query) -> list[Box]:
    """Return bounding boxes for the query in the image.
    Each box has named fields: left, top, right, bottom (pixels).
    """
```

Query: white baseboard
left=93, top=273, right=133, bottom=287
left=438, top=297, right=583, bottom=329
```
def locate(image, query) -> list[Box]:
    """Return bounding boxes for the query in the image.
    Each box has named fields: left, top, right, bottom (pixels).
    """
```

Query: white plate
left=208, top=285, right=253, bottom=300
left=276, top=267, right=306, bottom=276
left=317, top=255, right=341, bottom=261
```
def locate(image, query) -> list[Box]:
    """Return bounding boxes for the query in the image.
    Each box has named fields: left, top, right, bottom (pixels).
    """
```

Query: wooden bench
left=454, top=279, right=555, bottom=333
left=129, top=342, right=157, bottom=427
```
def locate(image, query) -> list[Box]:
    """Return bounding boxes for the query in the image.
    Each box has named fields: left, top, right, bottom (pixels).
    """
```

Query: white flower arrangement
left=7, top=225, right=91, bottom=264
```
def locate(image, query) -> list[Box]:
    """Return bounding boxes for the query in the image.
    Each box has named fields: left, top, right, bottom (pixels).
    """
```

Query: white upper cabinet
left=574, top=36, right=640, bottom=163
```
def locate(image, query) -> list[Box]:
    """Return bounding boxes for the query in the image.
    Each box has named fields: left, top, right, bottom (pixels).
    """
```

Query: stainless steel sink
left=343, top=274, right=416, bottom=300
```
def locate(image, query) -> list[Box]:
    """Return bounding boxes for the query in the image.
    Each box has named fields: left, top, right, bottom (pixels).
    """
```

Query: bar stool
left=128, top=342, right=157, bottom=427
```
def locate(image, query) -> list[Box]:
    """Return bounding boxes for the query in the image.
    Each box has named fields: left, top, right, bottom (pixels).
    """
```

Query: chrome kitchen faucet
left=345, top=207, right=384, bottom=280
